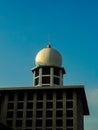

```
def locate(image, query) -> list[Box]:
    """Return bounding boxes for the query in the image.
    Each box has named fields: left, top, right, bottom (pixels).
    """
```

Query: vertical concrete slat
left=43, top=91, right=46, bottom=130
left=33, top=91, right=37, bottom=130
left=22, top=92, right=27, bottom=130
left=73, top=91, right=77, bottom=130
left=1, top=94, right=8, bottom=123
left=63, top=90, right=66, bottom=130
left=13, top=92, right=17, bottom=128
left=53, top=91, right=56, bottom=129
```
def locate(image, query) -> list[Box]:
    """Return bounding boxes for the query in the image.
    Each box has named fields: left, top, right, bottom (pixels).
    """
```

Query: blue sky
left=0, top=0, right=98, bottom=129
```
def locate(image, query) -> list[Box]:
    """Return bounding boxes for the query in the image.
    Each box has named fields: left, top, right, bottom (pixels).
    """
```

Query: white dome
left=35, top=45, right=62, bottom=67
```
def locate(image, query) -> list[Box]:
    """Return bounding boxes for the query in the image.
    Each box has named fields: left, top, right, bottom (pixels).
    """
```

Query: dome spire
left=47, top=34, right=51, bottom=48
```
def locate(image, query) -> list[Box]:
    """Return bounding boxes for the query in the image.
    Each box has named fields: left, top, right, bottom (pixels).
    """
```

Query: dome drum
left=32, top=65, right=65, bottom=75
left=32, top=66, right=65, bottom=87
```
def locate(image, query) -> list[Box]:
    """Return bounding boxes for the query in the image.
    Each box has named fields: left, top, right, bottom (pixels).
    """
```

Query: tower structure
left=32, top=44, right=65, bottom=87
left=0, top=44, right=89, bottom=130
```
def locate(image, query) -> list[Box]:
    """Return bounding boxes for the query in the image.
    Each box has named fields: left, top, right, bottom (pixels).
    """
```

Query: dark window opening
left=66, top=91, right=73, bottom=99
left=35, top=68, right=39, bottom=77
left=7, top=111, right=13, bottom=118
left=42, top=77, right=50, bottom=84
left=26, top=111, right=33, bottom=118
left=54, top=67, right=60, bottom=76
left=17, top=102, right=24, bottom=109
left=56, top=119, right=63, bottom=126
left=16, top=120, right=22, bottom=127
left=42, top=67, right=50, bottom=75
left=66, top=110, right=73, bottom=117
left=26, top=120, right=32, bottom=127
left=8, top=93, right=14, bottom=101
left=66, top=129, right=73, bottom=130
left=37, top=102, right=43, bottom=109
left=56, top=102, right=63, bottom=108
left=27, top=92, right=33, bottom=100
left=18, top=92, right=24, bottom=101
left=56, top=91, right=63, bottom=100
left=56, top=129, right=63, bottom=130
left=54, top=77, right=60, bottom=85
left=46, top=111, right=53, bottom=117
left=35, top=78, right=39, bottom=85
left=46, top=92, right=53, bottom=100
left=66, top=119, right=73, bottom=126
left=37, top=92, right=43, bottom=100
left=36, top=120, right=42, bottom=127
left=66, top=101, right=73, bottom=108
left=46, top=119, right=52, bottom=126
left=46, top=102, right=53, bottom=108
left=7, top=103, right=14, bottom=109
left=25, top=129, right=32, bottom=130
left=46, top=129, right=52, bottom=130
left=56, top=110, right=63, bottom=117
left=27, top=102, right=33, bottom=109
left=17, top=111, right=23, bottom=118
left=36, top=111, right=42, bottom=117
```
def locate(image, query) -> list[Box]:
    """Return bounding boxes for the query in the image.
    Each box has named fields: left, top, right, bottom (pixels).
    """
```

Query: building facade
left=0, top=45, right=89, bottom=130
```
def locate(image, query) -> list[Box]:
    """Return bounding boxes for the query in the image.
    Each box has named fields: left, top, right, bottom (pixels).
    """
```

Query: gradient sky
left=0, top=0, right=98, bottom=129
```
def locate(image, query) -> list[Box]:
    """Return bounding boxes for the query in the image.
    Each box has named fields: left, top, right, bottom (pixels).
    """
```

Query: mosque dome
left=35, top=44, right=62, bottom=67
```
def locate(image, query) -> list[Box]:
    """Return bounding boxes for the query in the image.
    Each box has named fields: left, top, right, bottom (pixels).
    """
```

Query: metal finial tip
left=47, top=44, right=51, bottom=48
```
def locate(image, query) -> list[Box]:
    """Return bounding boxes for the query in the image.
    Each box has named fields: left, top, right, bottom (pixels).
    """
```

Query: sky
left=0, top=0, right=98, bottom=129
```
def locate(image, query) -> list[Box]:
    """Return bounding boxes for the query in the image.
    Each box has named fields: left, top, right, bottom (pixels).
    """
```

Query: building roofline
left=0, top=85, right=84, bottom=90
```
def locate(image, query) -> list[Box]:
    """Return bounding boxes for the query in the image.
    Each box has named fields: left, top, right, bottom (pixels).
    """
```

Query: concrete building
left=0, top=45, right=89, bottom=130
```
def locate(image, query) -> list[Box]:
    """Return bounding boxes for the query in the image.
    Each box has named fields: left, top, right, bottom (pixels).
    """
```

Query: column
left=42, top=92, right=46, bottom=130
left=50, top=67, right=54, bottom=86
left=53, top=92, right=56, bottom=129
left=39, top=68, right=42, bottom=86
left=63, top=91, right=67, bottom=130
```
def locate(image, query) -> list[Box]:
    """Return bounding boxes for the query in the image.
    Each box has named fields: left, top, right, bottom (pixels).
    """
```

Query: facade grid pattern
left=0, top=89, right=76, bottom=130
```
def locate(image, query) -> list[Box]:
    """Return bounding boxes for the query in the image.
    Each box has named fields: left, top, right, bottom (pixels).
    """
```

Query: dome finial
left=47, top=34, right=51, bottom=48
left=47, top=44, right=51, bottom=48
